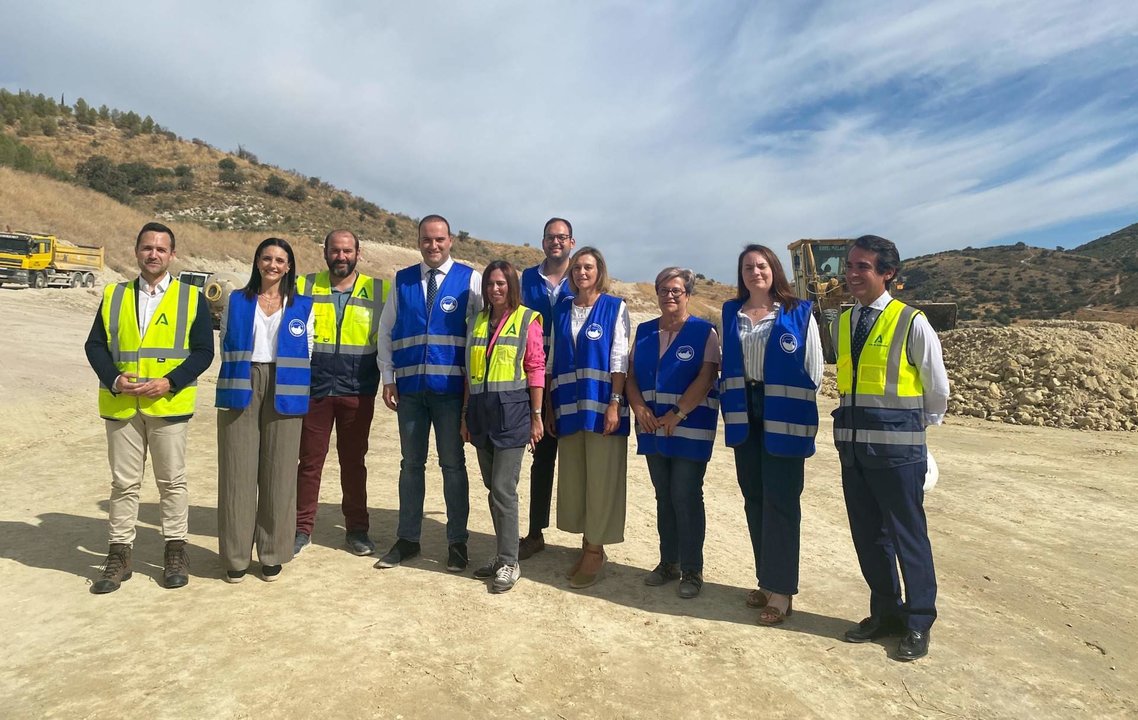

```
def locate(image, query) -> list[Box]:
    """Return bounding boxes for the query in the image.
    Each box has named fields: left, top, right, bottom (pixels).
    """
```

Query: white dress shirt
left=376, top=257, right=484, bottom=385
left=736, top=303, right=824, bottom=388
left=535, top=262, right=569, bottom=306
left=137, top=272, right=172, bottom=331
left=847, top=291, right=950, bottom=426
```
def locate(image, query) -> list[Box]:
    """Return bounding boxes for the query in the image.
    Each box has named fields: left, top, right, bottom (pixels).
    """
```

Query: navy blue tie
left=426, top=268, right=439, bottom=309
left=852, top=307, right=875, bottom=365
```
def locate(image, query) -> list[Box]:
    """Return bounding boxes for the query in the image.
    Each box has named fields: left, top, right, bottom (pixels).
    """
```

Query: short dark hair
left=543, top=217, right=573, bottom=238
left=136, top=221, right=175, bottom=251
left=418, top=214, right=451, bottom=236
left=324, top=229, right=359, bottom=251
left=735, top=244, right=799, bottom=309
left=848, top=234, right=901, bottom=283
left=242, top=237, right=298, bottom=306
left=481, top=260, right=521, bottom=313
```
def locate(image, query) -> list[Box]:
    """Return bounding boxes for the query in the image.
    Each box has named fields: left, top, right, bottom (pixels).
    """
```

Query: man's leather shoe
left=896, top=630, right=930, bottom=661
left=843, top=615, right=906, bottom=643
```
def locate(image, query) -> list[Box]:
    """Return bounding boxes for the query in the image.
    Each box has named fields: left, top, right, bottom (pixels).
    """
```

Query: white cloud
left=2, top=1, right=1137, bottom=282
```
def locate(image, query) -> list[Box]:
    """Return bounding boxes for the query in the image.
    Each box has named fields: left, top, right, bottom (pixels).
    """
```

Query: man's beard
left=328, top=259, right=357, bottom=278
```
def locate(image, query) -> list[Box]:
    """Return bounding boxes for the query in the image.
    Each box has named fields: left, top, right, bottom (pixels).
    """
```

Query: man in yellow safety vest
left=84, top=222, right=215, bottom=594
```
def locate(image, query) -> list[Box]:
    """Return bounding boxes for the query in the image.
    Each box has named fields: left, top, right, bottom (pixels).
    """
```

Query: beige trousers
left=555, top=430, right=628, bottom=545
left=217, top=363, right=302, bottom=570
left=106, top=413, right=190, bottom=544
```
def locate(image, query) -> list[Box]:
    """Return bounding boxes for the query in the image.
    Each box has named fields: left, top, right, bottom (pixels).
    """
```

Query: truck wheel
left=71, top=273, right=83, bottom=288
left=84, top=273, right=96, bottom=287
left=31, top=272, right=47, bottom=289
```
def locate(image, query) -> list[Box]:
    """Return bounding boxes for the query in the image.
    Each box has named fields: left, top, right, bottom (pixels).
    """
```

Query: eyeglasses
left=543, top=234, right=571, bottom=243
left=657, top=288, right=687, bottom=297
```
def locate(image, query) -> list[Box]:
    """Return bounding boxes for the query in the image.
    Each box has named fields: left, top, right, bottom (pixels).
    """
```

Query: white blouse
left=547, top=299, right=631, bottom=373
left=737, top=304, right=824, bottom=388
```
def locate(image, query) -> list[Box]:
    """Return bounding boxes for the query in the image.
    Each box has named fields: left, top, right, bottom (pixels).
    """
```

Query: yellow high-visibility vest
left=296, top=271, right=389, bottom=356
left=836, top=301, right=923, bottom=400
left=466, top=305, right=540, bottom=395
left=98, top=280, right=200, bottom=419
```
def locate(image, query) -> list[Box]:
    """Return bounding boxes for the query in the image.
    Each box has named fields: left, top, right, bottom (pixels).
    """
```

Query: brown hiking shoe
left=163, top=539, right=189, bottom=589
left=91, top=543, right=132, bottom=594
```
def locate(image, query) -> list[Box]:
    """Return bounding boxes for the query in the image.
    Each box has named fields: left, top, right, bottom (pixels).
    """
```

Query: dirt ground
left=1, top=286, right=1135, bottom=720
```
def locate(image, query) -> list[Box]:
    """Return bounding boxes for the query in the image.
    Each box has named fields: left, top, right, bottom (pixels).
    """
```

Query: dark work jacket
left=467, top=387, right=531, bottom=450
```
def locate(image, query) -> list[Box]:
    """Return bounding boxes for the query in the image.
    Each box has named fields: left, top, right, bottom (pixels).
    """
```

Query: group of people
left=84, top=217, right=948, bottom=661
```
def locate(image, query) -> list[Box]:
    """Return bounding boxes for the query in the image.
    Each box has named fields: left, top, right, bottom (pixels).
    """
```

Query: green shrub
left=286, top=184, right=307, bottom=202
left=330, top=195, right=347, bottom=210
left=218, top=157, right=238, bottom=171
left=264, top=174, right=288, bottom=196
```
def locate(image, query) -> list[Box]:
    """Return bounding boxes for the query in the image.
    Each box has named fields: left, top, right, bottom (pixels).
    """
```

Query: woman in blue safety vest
left=460, top=260, right=546, bottom=594
left=720, top=244, right=823, bottom=625
left=545, top=246, right=631, bottom=589
left=626, top=267, right=720, bottom=599
left=216, top=237, right=314, bottom=583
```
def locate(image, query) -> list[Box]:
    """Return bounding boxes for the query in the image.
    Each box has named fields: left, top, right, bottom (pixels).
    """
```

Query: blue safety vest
left=521, top=265, right=573, bottom=352
left=720, top=299, right=818, bottom=457
left=632, top=317, right=719, bottom=461
left=391, top=263, right=473, bottom=395
left=216, top=291, right=313, bottom=415
left=550, top=293, right=630, bottom=437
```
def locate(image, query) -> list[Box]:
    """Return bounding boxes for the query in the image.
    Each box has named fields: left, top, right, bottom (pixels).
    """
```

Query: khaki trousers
left=106, top=413, right=190, bottom=544
left=217, top=363, right=302, bottom=570
left=555, top=430, right=628, bottom=545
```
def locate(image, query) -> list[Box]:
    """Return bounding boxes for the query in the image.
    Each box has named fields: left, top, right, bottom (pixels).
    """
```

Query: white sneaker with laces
left=492, top=562, right=521, bottom=593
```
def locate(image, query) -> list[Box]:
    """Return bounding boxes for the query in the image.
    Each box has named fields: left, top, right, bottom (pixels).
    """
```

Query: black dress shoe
left=843, top=615, right=907, bottom=643
left=896, top=630, right=930, bottom=661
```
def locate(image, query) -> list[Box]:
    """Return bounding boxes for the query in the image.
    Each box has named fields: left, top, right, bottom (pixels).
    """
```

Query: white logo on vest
left=675, top=345, right=695, bottom=361
left=440, top=296, right=459, bottom=313
left=288, top=318, right=306, bottom=337
left=585, top=323, right=603, bottom=340
left=779, top=332, right=798, bottom=354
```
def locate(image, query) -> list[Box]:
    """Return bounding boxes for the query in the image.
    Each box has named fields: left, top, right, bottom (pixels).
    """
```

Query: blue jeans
left=645, top=453, right=707, bottom=574
left=395, top=391, right=470, bottom=545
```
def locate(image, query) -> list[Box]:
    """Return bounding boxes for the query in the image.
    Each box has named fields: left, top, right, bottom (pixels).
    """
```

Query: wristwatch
left=609, top=392, right=625, bottom=406
left=671, top=404, right=687, bottom=420
left=531, top=408, right=542, bottom=417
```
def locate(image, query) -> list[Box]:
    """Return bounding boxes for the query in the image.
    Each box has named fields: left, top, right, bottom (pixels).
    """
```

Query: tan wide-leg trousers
left=555, top=430, right=628, bottom=545
left=217, top=363, right=302, bottom=570
left=106, top=413, right=190, bottom=544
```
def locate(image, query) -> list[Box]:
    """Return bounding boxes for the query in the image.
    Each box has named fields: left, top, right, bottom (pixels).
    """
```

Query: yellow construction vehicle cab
left=0, top=230, right=103, bottom=289
left=787, top=238, right=958, bottom=363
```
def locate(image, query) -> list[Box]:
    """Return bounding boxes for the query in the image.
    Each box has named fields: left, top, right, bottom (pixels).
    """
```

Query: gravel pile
left=941, top=320, right=1138, bottom=431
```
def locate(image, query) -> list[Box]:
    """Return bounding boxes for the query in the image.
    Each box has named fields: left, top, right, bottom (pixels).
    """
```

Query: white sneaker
left=491, top=562, right=520, bottom=593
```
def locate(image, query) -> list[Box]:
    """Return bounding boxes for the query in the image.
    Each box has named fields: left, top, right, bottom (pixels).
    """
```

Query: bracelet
left=609, top=392, right=625, bottom=406
left=531, top=408, right=542, bottom=416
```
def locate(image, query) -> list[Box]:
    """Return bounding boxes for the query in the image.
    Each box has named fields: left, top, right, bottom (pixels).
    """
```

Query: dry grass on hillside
left=0, top=166, right=411, bottom=281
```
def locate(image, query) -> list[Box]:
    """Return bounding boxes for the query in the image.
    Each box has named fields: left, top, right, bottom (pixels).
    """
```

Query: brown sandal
left=746, top=588, right=770, bottom=609
left=569, top=546, right=606, bottom=589
left=757, top=596, right=793, bottom=626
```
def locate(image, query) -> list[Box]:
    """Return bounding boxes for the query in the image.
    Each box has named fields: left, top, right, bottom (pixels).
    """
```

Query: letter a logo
left=155, top=313, right=169, bottom=326
left=359, top=287, right=370, bottom=299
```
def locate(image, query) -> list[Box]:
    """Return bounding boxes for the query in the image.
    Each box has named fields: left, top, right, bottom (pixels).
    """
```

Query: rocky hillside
left=898, top=242, right=1138, bottom=326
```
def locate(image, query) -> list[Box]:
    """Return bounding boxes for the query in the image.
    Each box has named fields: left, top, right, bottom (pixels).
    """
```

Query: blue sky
left=2, top=1, right=1137, bottom=281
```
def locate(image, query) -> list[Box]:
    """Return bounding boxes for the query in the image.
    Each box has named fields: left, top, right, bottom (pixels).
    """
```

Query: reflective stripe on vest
left=632, top=316, right=718, bottom=462
left=521, top=266, right=573, bottom=351
left=98, top=279, right=199, bottom=419
left=215, top=292, right=313, bottom=415
left=296, top=271, right=387, bottom=357
left=719, top=299, right=818, bottom=456
left=391, top=263, right=473, bottom=395
left=467, top=306, right=540, bottom=395
left=833, top=300, right=925, bottom=468
left=549, top=293, right=630, bottom=437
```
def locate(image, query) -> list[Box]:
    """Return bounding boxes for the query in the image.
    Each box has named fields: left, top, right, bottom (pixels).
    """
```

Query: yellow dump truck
left=0, top=231, right=104, bottom=289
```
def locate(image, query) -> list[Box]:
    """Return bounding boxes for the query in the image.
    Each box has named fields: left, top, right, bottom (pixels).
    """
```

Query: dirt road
left=1, top=287, right=1134, bottom=719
